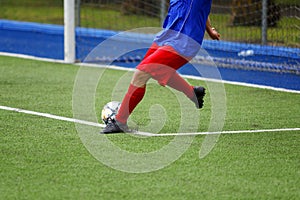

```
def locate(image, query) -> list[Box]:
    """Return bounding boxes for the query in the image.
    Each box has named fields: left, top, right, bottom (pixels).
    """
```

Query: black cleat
left=100, top=119, right=131, bottom=134
left=192, top=86, right=206, bottom=109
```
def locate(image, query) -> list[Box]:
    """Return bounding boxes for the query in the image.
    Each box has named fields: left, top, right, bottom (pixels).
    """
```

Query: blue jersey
left=154, top=0, right=212, bottom=57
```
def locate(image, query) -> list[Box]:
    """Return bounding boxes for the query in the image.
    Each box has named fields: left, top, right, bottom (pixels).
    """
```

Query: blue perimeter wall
left=0, top=20, right=299, bottom=91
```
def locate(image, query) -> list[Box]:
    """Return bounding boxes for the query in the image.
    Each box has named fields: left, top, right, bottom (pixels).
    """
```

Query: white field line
left=1, top=105, right=299, bottom=137
left=139, top=128, right=300, bottom=137
left=78, top=63, right=300, bottom=94
left=0, top=52, right=67, bottom=63
left=1, top=52, right=300, bottom=94
left=0, top=105, right=104, bottom=128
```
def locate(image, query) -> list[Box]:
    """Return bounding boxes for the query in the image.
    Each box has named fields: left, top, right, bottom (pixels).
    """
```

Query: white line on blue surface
left=1, top=52, right=300, bottom=94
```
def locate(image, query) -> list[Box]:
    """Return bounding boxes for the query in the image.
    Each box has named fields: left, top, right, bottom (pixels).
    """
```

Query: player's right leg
left=167, top=73, right=206, bottom=109
left=137, top=45, right=206, bottom=109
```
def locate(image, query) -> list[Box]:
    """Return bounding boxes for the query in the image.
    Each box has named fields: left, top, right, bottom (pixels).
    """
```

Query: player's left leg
left=101, top=81, right=147, bottom=133
left=115, top=73, right=149, bottom=125
left=101, top=44, right=157, bottom=133
left=114, top=45, right=156, bottom=125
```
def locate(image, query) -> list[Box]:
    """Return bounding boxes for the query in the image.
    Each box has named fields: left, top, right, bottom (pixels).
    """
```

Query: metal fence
left=0, top=0, right=299, bottom=47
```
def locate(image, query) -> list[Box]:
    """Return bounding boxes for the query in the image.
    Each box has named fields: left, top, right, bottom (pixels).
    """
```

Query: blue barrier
left=0, top=20, right=299, bottom=91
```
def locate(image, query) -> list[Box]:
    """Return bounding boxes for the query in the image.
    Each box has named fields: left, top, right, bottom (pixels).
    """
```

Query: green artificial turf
left=0, top=55, right=299, bottom=199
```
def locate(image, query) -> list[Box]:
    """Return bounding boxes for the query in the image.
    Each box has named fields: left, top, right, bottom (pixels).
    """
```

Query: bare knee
left=131, top=70, right=151, bottom=87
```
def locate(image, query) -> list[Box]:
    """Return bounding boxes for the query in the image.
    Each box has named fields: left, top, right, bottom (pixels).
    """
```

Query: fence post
left=160, top=0, right=166, bottom=26
left=262, top=0, right=268, bottom=45
left=75, top=0, right=81, bottom=27
left=64, top=0, right=76, bottom=63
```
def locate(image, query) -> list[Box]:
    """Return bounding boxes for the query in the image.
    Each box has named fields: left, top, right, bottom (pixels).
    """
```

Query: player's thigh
left=131, top=69, right=151, bottom=87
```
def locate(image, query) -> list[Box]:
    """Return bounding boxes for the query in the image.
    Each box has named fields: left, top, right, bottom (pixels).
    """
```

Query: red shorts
left=137, top=43, right=191, bottom=86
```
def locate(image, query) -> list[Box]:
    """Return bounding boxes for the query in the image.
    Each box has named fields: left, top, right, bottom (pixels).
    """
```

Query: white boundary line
left=77, top=63, right=300, bottom=94
left=0, top=52, right=67, bottom=63
left=0, top=105, right=104, bottom=128
left=1, top=105, right=299, bottom=137
left=1, top=52, right=300, bottom=94
left=142, top=128, right=300, bottom=137
left=183, top=75, right=300, bottom=94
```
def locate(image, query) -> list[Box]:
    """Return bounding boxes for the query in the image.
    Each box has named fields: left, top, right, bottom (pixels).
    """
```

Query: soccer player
left=102, top=0, right=220, bottom=133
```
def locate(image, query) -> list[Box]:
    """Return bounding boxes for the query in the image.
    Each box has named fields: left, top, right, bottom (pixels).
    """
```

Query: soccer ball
left=101, top=101, right=121, bottom=124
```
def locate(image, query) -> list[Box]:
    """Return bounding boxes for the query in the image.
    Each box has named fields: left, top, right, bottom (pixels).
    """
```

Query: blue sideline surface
left=0, top=20, right=299, bottom=91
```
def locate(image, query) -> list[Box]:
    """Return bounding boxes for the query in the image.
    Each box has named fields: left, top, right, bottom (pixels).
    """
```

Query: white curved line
left=1, top=105, right=299, bottom=137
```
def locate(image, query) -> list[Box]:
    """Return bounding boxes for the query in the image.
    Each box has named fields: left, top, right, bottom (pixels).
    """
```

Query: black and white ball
left=101, top=101, right=121, bottom=124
